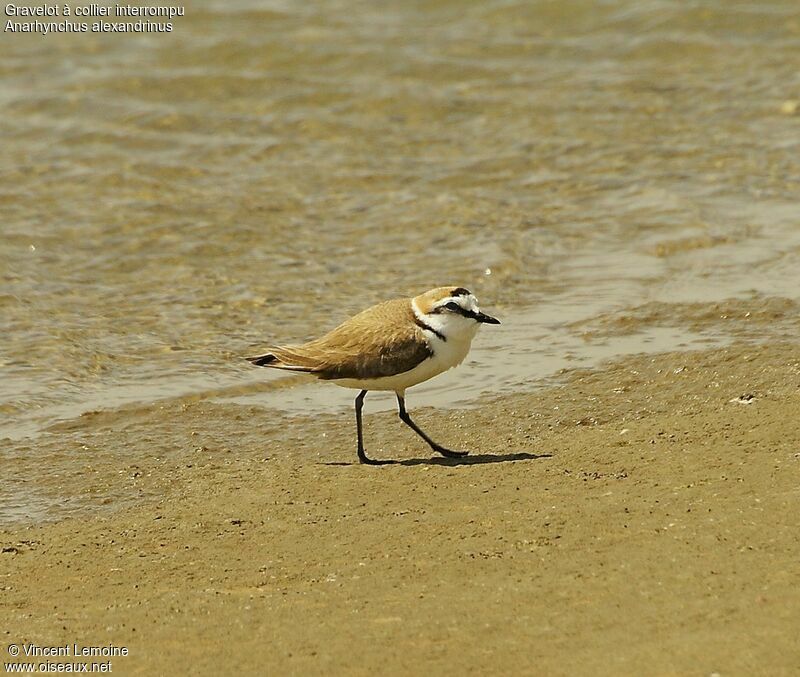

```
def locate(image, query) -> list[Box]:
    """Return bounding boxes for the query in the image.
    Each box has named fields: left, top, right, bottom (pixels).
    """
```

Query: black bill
left=474, top=311, right=500, bottom=324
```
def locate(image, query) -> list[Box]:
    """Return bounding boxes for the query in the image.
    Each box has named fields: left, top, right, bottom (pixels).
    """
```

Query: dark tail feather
left=247, top=347, right=320, bottom=373
left=247, top=353, right=278, bottom=367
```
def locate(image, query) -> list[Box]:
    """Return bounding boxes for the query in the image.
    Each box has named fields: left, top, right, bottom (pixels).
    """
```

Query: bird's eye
left=444, top=302, right=461, bottom=312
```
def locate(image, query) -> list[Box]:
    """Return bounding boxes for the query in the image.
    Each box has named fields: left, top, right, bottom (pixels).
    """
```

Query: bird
left=247, top=286, right=500, bottom=465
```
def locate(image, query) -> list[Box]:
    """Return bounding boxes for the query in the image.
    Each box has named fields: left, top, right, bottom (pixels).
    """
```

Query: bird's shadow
left=322, top=451, right=551, bottom=467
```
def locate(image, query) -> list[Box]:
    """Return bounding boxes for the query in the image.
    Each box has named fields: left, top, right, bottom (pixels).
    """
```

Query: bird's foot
left=432, top=446, right=469, bottom=459
left=358, top=455, right=396, bottom=466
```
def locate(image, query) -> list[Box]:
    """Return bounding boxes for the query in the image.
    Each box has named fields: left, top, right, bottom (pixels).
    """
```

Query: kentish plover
left=247, top=286, right=500, bottom=464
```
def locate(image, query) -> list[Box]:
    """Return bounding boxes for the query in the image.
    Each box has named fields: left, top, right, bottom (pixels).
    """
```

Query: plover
left=247, top=286, right=500, bottom=464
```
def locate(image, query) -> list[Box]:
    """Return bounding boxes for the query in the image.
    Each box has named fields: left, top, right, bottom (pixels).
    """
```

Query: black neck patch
left=414, top=315, right=446, bottom=342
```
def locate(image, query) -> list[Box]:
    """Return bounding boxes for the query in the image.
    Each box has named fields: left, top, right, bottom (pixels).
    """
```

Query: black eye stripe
left=441, top=301, right=478, bottom=319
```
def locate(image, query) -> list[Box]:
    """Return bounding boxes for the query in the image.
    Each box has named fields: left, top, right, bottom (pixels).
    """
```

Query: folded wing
left=246, top=298, right=433, bottom=380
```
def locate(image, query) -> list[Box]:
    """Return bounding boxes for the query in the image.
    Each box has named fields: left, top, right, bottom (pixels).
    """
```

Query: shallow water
left=2, top=0, right=800, bottom=448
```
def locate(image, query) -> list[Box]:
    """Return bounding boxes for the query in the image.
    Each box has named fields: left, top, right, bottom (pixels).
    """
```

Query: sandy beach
left=3, top=333, right=799, bottom=675
left=3, top=1, right=800, bottom=674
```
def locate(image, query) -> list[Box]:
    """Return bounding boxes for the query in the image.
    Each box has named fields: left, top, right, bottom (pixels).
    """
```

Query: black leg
left=396, top=395, right=468, bottom=459
left=355, top=390, right=393, bottom=465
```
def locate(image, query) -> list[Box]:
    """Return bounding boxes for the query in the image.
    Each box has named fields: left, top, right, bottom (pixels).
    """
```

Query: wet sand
left=4, top=1, right=800, bottom=673
left=3, top=338, right=799, bottom=675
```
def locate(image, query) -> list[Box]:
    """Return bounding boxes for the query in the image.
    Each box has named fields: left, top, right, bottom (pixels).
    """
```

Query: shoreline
left=3, top=340, right=799, bottom=674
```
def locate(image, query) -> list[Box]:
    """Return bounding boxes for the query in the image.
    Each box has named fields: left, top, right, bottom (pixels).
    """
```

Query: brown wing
left=249, top=298, right=432, bottom=380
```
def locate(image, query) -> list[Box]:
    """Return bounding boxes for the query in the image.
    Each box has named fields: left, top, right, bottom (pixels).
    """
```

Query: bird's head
left=412, top=286, right=500, bottom=341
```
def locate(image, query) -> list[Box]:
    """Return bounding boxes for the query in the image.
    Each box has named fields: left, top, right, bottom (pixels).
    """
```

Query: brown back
left=269, top=298, right=432, bottom=380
